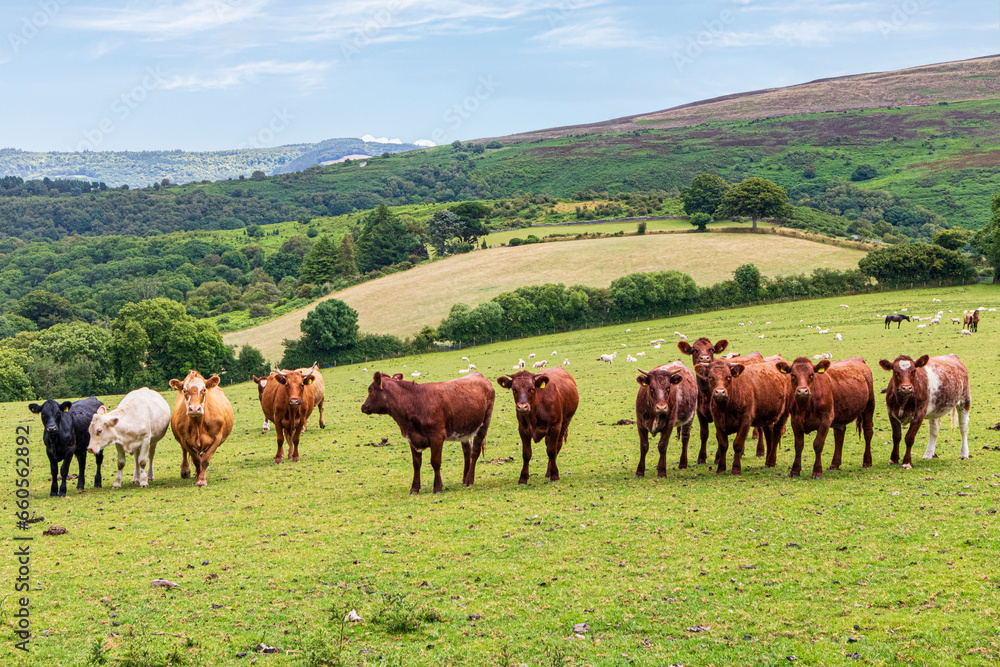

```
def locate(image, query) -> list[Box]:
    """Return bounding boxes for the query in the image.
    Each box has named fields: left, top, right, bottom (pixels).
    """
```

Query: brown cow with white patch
left=695, top=356, right=789, bottom=475
left=878, top=354, right=971, bottom=468
left=361, top=371, right=495, bottom=494
left=261, top=367, right=316, bottom=463
left=169, top=370, right=234, bottom=487
left=775, top=356, right=875, bottom=478
left=496, top=367, right=579, bottom=485
left=678, top=338, right=766, bottom=462
left=634, top=360, right=698, bottom=476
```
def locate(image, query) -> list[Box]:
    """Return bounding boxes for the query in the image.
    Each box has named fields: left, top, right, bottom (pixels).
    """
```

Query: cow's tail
left=950, top=406, right=958, bottom=431
left=856, top=415, right=863, bottom=440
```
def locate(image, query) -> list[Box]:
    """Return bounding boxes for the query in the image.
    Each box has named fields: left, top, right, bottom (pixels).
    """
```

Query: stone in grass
left=43, top=526, right=67, bottom=536
left=686, top=625, right=711, bottom=633
left=151, top=579, right=180, bottom=589
left=572, top=623, right=590, bottom=634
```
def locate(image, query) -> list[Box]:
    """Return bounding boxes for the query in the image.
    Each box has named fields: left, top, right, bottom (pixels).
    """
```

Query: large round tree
left=680, top=173, right=730, bottom=217
left=715, top=177, right=794, bottom=229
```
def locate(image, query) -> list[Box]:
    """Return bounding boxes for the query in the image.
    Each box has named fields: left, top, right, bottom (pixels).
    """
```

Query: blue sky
left=1, top=0, right=997, bottom=151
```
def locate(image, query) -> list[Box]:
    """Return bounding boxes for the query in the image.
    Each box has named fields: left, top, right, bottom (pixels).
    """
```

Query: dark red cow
left=260, top=367, right=315, bottom=463
left=694, top=356, right=789, bottom=474
left=678, top=338, right=767, bottom=461
left=361, top=372, right=495, bottom=494
left=878, top=354, right=971, bottom=468
left=634, top=361, right=698, bottom=476
left=496, top=367, right=579, bottom=484
left=775, top=356, right=875, bottom=478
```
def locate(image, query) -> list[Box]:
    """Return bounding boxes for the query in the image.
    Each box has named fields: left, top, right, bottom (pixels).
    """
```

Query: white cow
left=87, top=388, right=171, bottom=489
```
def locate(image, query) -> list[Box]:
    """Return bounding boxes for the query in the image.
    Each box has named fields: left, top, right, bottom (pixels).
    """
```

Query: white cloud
left=65, top=0, right=269, bottom=39
left=531, top=16, right=651, bottom=50
left=162, top=60, right=330, bottom=91
left=413, top=139, right=436, bottom=147
left=361, top=134, right=403, bottom=144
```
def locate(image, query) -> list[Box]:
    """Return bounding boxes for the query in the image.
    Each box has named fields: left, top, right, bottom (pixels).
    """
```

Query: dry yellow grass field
left=224, top=233, right=866, bottom=362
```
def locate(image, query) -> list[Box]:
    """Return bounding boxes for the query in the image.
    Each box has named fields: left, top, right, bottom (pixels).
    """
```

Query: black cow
left=28, top=396, right=105, bottom=497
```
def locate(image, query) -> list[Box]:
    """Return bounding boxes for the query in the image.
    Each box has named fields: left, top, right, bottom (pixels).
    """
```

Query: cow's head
left=776, top=357, right=829, bottom=405
left=251, top=374, right=273, bottom=399
left=636, top=368, right=683, bottom=415
left=694, top=359, right=744, bottom=406
left=274, top=368, right=314, bottom=407
left=678, top=337, right=728, bottom=366
left=497, top=371, right=548, bottom=414
left=878, top=355, right=928, bottom=398
left=361, top=371, right=404, bottom=414
left=87, top=405, right=119, bottom=454
left=169, top=370, right=220, bottom=419
left=28, top=399, right=72, bottom=436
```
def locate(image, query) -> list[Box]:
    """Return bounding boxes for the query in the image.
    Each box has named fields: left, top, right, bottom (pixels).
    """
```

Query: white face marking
left=898, top=361, right=912, bottom=370
left=260, top=379, right=267, bottom=388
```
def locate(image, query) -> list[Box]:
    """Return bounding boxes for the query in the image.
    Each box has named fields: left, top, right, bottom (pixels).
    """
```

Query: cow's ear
left=878, top=359, right=894, bottom=371
left=205, top=376, right=221, bottom=389
left=107, top=417, right=119, bottom=428
left=814, top=360, right=831, bottom=374
left=96, top=405, right=107, bottom=415
left=677, top=341, right=692, bottom=355
left=694, top=364, right=709, bottom=379
left=534, top=375, right=549, bottom=390
left=252, top=375, right=260, bottom=383
left=169, top=379, right=184, bottom=390
left=372, top=371, right=383, bottom=389
left=304, top=375, right=314, bottom=385
left=915, top=355, right=929, bottom=368
left=669, top=372, right=684, bottom=385
left=274, top=374, right=288, bottom=385
left=713, top=339, right=729, bottom=354
left=392, top=373, right=404, bottom=381
left=729, top=363, right=745, bottom=378
left=636, top=374, right=649, bottom=386
left=497, top=376, right=513, bottom=389
left=28, top=403, right=42, bottom=414
left=60, top=401, right=73, bottom=412
left=776, top=361, right=791, bottom=374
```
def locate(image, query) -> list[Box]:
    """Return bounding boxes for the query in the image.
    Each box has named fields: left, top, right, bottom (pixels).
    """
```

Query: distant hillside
left=0, top=138, right=423, bottom=188
left=485, top=55, right=1000, bottom=143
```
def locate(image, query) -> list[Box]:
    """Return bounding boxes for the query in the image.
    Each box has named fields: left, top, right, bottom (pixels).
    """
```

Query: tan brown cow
left=678, top=338, right=767, bottom=462
left=634, top=361, right=698, bottom=476
left=253, top=363, right=325, bottom=433
left=361, top=372, right=495, bottom=494
left=878, top=354, right=971, bottom=468
left=775, top=356, right=875, bottom=478
left=169, top=370, right=234, bottom=487
left=497, top=367, right=579, bottom=485
left=261, top=367, right=316, bottom=463
left=695, top=356, right=789, bottom=475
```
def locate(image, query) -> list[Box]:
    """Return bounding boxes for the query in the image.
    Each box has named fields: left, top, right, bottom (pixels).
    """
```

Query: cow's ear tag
left=62, top=404, right=70, bottom=411
left=537, top=379, right=548, bottom=389
left=779, top=366, right=788, bottom=374
left=816, top=367, right=825, bottom=373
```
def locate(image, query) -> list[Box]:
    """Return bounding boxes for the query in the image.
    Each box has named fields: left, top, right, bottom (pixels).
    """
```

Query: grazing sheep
left=626, top=355, right=637, bottom=362
left=551, top=351, right=558, bottom=356
left=621, top=343, right=628, bottom=347
left=362, top=368, right=368, bottom=373
left=951, top=318, right=961, bottom=324
left=822, top=352, right=832, bottom=359
left=653, top=344, right=661, bottom=350
left=677, top=334, right=688, bottom=340
left=626, top=328, right=631, bottom=333
left=598, top=353, right=615, bottom=364
left=518, top=359, right=526, bottom=369
left=459, top=369, right=470, bottom=374
left=758, top=334, right=765, bottom=339
left=562, top=359, right=571, bottom=366
left=724, top=352, right=740, bottom=360
left=818, top=328, right=830, bottom=334
left=916, top=324, right=926, bottom=329
left=901, top=308, right=908, bottom=311
left=990, top=308, right=997, bottom=312
left=834, top=333, right=842, bottom=341
left=461, top=356, right=470, bottom=362
left=636, top=351, right=645, bottom=356
left=812, top=354, right=823, bottom=360
left=739, top=322, right=745, bottom=327
left=528, top=353, right=536, bottom=359
left=532, top=360, right=548, bottom=369
left=673, top=331, right=682, bottom=337
left=840, top=304, right=850, bottom=309
left=961, top=329, right=973, bottom=336
left=411, top=371, right=421, bottom=377
left=765, top=321, right=771, bottom=326
left=468, top=364, right=477, bottom=370
left=932, top=298, right=941, bottom=303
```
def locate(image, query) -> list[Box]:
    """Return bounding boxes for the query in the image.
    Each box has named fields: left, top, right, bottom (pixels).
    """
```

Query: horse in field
left=884, top=314, right=911, bottom=329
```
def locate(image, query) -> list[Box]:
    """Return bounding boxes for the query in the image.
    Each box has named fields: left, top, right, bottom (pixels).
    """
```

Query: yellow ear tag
left=817, top=367, right=825, bottom=373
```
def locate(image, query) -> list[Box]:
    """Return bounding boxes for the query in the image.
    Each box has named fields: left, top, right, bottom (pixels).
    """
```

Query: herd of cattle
left=27, top=334, right=973, bottom=496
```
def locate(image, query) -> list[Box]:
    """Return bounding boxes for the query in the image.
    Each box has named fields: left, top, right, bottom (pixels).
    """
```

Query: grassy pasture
left=4, top=285, right=1000, bottom=665
left=481, top=220, right=777, bottom=247
left=223, top=233, right=866, bottom=361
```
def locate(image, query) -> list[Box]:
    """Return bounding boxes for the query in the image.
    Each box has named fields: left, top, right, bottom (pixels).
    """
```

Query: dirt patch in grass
left=910, top=149, right=1000, bottom=172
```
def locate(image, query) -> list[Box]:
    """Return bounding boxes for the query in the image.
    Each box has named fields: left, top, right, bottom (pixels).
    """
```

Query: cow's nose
left=899, top=384, right=913, bottom=394
left=795, top=388, right=810, bottom=397
left=515, top=402, right=530, bottom=412
left=46, top=425, right=57, bottom=432
left=698, top=357, right=711, bottom=364
left=654, top=403, right=669, bottom=414
left=289, top=399, right=301, bottom=406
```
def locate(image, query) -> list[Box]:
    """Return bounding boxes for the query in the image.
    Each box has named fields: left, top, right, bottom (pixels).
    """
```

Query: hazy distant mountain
left=0, top=137, right=425, bottom=188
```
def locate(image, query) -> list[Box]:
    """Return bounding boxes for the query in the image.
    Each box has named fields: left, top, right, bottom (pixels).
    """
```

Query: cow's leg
left=518, top=433, right=533, bottom=484
left=789, top=424, right=805, bottom=478
left=135, top=439, right=151, bottom=487
left=714, top=428, right=730, bottom=475
left=861, top=409, right=874, bottom=468
left=196, top=438, right=225, bottom=487
left=75, top=448, right=87, bottom=491
left=696, top=412, right=710, bottom=465
left=57, top=453, right=73, bottom=497
left=180, top=448, right=191, bottom=479
left=290, top=424, right=300, bottom=463
left=545, top=429, right=561, bottom=482
left=461, top=440, right=473, bottom=486
left=635, top=425, right=650, bottom=478
left=655, top=427, right=672, bottom=477
left=317, top=399, right=326, bottom=429
left=274, top=422, right=285, bottom=463
left=93, top=450, right=103, bottom=488
left=731, top=422, right=752, bottom=475
left=147, top=440, right=157, bottom=482
left=112, top=445, right=126, bottom=489
left=764, top=421, right=782, bottom=468
left=811, top=424, right=830, bottom=479
left=678, top=422, right=692, bottom=470
left=922, top=418, right=940, bottom=460
left=888, top=417, right=902, bottom=464
left=958, top=406, right=970, bottom=459
left=47, top=451, right=59, bottom=497
left=754, top=426, right=765, bottom=458
left=901, top=419, right=922, bottom=469
left=829, top=426, right=845, bottom=470
left=430, top=440, right=444, bottom=493
left=409, top=444, right=422, bottom=494
left=262, top=419, right=270, bottom=433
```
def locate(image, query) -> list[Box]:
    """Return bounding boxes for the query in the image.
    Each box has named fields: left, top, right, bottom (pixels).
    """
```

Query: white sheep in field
left=834, top=333, right=842, bottom=341
left=990, top=308, right=997, bottom=312
left=532, top=360, right=548, bottom=369
left=621, top=343, right=628, bottom=348
left=512, top=365, right=522, bottom=370
left=813, top=354, right=823, bottom=360
left=678, top=334, right=688, bottom=340
left=562, top=359, right=571, bottom=366
left=518, top=358, right=526, bottom=369
left=673, top=331, right=682, bottom=337
left=462, top=356, right=470, bottom=362
left=551, top=351, right=558, bottom=356
left=916, top=324, right=927, bottom=329
left=411, top=371, right=421, bottom=377
left=636, top=351, right=645, bottom=356
left=468, top=364, right=476, bottom=370
left=739, top=322, right=745, bottom=327
left=961, top=329, right=973, bottom=336
left=822, top=352, right=832, bottom=360
left=818, top=328, right=830, bottom=334
left=459, top=369, right=470, bottom=374
left=626, top=355, right=637, bottom=362
left=765, top=321, right=771, bottom=326
left=952, top=318, right=961, bottom=324
left=724, top=352, right=740, bottom=359
left=626, top=328, right=631, bottom=333
left=528, top=353, right=536, bottom=359
left=598, top=353, right=616, bottom=364
left=901, top=308, right=908, bottom=311
left=932, top=298, right=941, bottom=303
left=362, top=368, right=368, bottom=373
left=758, top=334, right=765, bottom=339
left=653, top=344, right=661, bottom=350
left=840, top=304, right=850, bottom=309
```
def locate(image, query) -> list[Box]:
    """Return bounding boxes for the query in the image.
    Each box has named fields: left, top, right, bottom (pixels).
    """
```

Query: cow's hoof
left=319, top=423, right=326, bottom=429
left=634, top=472, right=644, bottom=478
left=697, top=460, right=707, bottom=465
left=291, top=456, right=299, bottom=463
left=196, top=480, right=207, bottom=488
left=94, top=481, right=101, bottom=488
left=274, top=458, right=283, bottom=464
left=112, top=484, right=121, bottom=490
left=811, top=473, right=822, bottom=480
left=50, top=491, right=58, bottom=497
left=862, top=462, right=873, bottom=468
left=789, top=470, right=800, bottom=478
left=658, top=471, right=667, bottom=478
left=140, top=481, right=148, bottom=488
left=902, top=463, right=912, bottom=469
left=828, top=464, right=840, bottom=471
left=731, top=469, right=742, bottom=476
left=180, top=471, right=191, bottom=479
left=518, top=478, right=528, bottom=485
left=409, top=489, right=419, bottom=495
left=433, top=488, right=442, bottom=494
left=677, top=463, right=687, bottom=471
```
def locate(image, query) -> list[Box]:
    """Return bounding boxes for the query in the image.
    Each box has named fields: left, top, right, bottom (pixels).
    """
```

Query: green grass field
left=482, top=219, right=776, bottom=247
left=223, top=232, right=867, bottom=362
left=4, top=284, right=999, bottom=666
